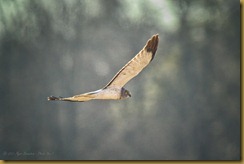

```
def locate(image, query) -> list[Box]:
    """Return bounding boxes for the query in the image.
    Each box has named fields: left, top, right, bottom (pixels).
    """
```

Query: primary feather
left=48, top=34, right=159, bottom=102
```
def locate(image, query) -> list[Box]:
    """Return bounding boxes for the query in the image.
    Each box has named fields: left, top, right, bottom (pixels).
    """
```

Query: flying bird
left=48, top=34, right=159, bottom=102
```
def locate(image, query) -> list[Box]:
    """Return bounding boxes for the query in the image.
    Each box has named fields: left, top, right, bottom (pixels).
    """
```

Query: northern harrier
left=48, top=34, right=159, bottom=102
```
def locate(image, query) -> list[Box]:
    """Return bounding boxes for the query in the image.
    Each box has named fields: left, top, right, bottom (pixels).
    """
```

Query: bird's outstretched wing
left=48, top=34, right=159, bottom=102
left=47, top=91, right=98, bottom=102
left=103, top=34, right=159, bottom=89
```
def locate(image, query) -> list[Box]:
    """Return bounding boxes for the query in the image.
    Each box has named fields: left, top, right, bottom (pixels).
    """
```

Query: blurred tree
left=0, top=0, right=240, bottom=160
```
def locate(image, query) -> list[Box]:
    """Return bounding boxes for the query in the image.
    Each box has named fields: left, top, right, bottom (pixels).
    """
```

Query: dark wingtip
left=145, top=34, right=159, bottom=61
left=48, top=96, right=61, bottom=101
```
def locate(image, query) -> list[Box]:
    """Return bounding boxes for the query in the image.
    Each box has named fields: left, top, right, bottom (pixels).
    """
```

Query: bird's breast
left=94, top=88, right=121, bottom=100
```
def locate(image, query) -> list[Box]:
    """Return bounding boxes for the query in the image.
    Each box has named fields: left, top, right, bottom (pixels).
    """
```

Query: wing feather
left=47, top=91, right=97, bottom=102
left=104, top=34, right=159, bottom=88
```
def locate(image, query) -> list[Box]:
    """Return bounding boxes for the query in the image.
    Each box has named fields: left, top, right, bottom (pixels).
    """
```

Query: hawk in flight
left=48, top=34, right=159, bottom=102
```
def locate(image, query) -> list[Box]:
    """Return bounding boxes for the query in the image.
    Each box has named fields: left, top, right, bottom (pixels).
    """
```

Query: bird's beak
left=128, top=92, right=131, bottom=97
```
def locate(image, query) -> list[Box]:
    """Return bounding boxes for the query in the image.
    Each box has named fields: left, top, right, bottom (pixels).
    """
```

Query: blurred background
left=0, top=0, right=240, bottom=160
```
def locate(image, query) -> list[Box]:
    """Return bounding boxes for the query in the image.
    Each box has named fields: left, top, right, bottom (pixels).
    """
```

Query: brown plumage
left=48, top=34, right=159, bottom=102
left=104, top=34, right=159, bottom=88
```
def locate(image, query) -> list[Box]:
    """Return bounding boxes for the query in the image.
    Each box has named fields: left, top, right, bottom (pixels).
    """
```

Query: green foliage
left=0, top=0, right=240, bottom=160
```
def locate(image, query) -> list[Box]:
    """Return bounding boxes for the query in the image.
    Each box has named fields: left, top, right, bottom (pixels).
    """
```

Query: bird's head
left=121, top=88, right=131, bottom=99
